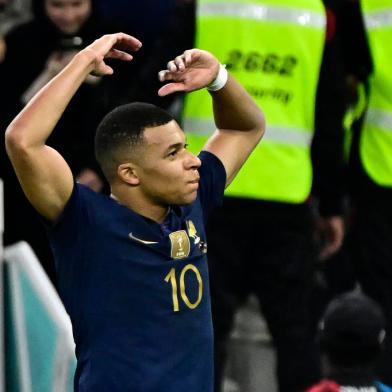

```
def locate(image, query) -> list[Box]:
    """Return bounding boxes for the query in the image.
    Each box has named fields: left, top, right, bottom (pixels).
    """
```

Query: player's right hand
left=81, top=33, right=142, bottom=76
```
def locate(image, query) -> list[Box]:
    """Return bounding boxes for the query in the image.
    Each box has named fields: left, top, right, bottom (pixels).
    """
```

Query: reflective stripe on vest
left=184, top=118, right=313, bottom=146
left=360, top=0, right=392, bottom=187
left=363, top=7, right=392, bottom=29
left=183, top=0, right=325, bottom=202
left=199, top=2, right=325, bottom=27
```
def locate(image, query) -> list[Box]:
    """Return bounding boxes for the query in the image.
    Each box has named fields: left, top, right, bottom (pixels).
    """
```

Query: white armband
left=207, top=64, right=228, bottom=91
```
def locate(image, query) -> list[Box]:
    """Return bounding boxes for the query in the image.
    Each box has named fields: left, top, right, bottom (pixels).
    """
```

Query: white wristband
left=207, top=64, right=228, bottom=91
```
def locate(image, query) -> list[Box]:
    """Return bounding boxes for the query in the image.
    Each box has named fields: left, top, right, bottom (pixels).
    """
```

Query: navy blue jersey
left=48, top=151, right=226, bottom=392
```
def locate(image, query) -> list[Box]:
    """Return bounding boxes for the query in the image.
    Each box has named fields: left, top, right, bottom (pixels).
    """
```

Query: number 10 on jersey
left=164, top=264, right=203, bottom=312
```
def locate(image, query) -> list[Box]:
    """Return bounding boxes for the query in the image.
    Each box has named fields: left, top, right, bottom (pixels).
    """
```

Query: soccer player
left=5, top=32, right=265, bottom=391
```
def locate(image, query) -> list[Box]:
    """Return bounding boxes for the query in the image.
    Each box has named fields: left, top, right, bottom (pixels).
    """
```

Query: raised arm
left=158, top=49, right=265, bottom=186
left=5, top=33, right=142, bottom=221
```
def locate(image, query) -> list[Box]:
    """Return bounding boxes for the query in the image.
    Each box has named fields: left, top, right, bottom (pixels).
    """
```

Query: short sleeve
left=197, top=150, right=227, bottom=219
left=47, top=184, right=92, bottom=311
left=49, top=183, right=90, bottom=237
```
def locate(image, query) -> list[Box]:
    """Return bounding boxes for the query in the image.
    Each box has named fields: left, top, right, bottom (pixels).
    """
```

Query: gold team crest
left=169, top=230, right=190, bottom=259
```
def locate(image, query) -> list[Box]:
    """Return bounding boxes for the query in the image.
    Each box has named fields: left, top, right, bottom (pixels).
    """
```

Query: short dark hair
left=95, top=102, right=174, bottom=182
left=319, top=291, right=386, bottom=368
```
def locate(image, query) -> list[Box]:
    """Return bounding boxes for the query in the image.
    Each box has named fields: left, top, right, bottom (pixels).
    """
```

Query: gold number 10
left=164, top=264, right=203, bottom=312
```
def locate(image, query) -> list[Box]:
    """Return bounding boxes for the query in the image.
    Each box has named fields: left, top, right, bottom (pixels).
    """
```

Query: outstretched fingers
left=165, top=50, right=195, bottom=72
left=158, top=69, right=186, bottom=96
left=87, top=33, right=142, bottom=64
left=112, top=33, right=142, bottom=52
left=182, top=50, right=194, bottom=65
left=106, top=49, right=133, bottom=61
left=158, top=70, right=172, bottom=82
left=158, top=82, right=185, bottom=97
left=166, top=59, right=182, bottom=72
left=157, top=49, right=204, bottom=96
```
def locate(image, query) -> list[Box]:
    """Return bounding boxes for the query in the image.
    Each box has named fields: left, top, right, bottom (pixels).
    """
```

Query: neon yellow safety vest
left=360, top=0, right=392, bottom=187
left=183, top=0, right=326, bottom=203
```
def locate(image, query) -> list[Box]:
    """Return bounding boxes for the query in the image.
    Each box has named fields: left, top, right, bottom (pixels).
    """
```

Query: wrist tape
left=207, top=64, right=228, bottom=91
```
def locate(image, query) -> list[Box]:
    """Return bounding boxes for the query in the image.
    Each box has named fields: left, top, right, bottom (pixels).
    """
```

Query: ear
left=117, top=162, right=140, bottom=185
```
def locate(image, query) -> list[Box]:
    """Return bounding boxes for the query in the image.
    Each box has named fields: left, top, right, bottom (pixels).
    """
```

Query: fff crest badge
left=187, top=220, right=200, bottom=244
left=169, top=230, right=190, bottom=259
left=187, top=220, right=207, bottom=254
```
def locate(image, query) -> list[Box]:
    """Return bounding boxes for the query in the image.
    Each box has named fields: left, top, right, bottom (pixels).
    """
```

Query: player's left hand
left=158, top=49, right=220, bottom=96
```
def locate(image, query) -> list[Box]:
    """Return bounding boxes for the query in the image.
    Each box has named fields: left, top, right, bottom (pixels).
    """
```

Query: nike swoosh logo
left=129, top=233, right=159, bottom=245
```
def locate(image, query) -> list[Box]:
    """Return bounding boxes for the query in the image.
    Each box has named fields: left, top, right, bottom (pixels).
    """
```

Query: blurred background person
left=0, top=0, right=33, bottom=62
left=181, top=0, right=348, bottom=391
left=309, top=0, right=371, bottom=336
left=306, top=291, right=392, bottom=392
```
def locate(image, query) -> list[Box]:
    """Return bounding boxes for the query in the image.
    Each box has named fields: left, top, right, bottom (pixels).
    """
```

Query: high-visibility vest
left=360, top=0, right=392, bottom=187
left=183, top=0, right=326, bottom=203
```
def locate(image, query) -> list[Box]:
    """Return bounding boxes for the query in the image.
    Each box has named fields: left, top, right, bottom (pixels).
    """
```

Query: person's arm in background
left=312, top=2, right=346, bottom=261
left=0, top=37, right=5, bottom=62
left=311, top=0, right=371, bottom=260
left=5, top=33, right=141, bottom=221
left=340, top=0, right=372, bottom=86
left=158, top=49, right=265, bottom=187
left=312, top=0, right=372, bottom=260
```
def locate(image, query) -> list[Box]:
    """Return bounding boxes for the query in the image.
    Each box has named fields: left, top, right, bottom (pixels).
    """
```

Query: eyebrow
left=164, top=142, right=186, bottom=153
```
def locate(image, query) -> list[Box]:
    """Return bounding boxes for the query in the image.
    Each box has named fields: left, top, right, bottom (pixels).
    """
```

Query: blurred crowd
left=1, top=0, right=392, bottom=391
